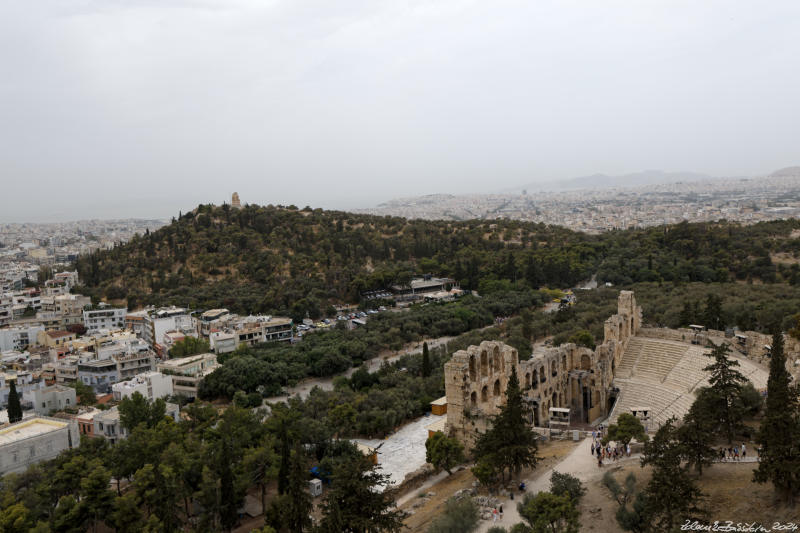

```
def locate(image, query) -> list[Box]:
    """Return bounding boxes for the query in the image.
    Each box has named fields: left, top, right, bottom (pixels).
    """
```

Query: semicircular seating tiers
left=609, top=337, right=769, bottom=427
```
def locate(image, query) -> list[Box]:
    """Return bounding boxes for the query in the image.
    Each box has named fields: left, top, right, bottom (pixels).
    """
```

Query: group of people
left=491, top=505, right=504, bottom=523
left=591, top=435, right=631, bottom=467
left=718, top=443, right=747, bottom=461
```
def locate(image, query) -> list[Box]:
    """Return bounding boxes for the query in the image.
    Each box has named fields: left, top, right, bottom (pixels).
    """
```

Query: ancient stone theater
left=442, top=290, right=770, bottom=447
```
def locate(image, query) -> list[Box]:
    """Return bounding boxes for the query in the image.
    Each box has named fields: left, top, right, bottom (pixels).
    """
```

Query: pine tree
left=754, top=330, right=800, bottom=504
left=317, top=449, right=405, bottom=533
left=678, top=396, right=717, bottom=475
left=421, top=342, right=431, bottom=378
left=7, top=380, right=22, bottom=424
left=282, top=445, right=312, bottom=532
left=703, top=342, right=747, bottom=443
left=277, top=421, right=290, bottom=495
left=474, top=367, right=540, bottom=482
left=641, top=418, right=706, bottom=531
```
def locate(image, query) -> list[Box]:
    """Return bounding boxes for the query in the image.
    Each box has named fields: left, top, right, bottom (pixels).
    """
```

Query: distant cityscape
left=357, top=169, right=800, bottom=233
left=0, top=219, right=167, bottom=290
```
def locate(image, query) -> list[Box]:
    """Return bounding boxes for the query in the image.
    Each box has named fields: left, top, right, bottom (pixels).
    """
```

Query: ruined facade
left=444, top=291, right=641, bottom=447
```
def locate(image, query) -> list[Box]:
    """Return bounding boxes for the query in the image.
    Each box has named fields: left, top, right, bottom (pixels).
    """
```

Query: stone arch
left=493, top=346, right=501, bottom=372
left=480, top=350, right=488, bottom=377
left=580, top=354, right=591, bottom=371
left=525, top=372, right=531, bottom=389
left=562, top=354, right=567, bottom=371
left=470, top=391, right=477, bottom=406
left=469, top=355, right=477, bottom=381
left=481, top=385, right=488, bottom=402
left=493, top=379, right=501, bottom=397
left=539, top=367, right=546, bottom=383
left=532, top=369, right=538, bottom=388
left=552, top=392, right=558, bottom=407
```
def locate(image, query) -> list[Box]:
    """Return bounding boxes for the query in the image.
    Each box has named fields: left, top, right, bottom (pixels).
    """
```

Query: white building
left=93, top=403, right=179, bottom=444
left=28, top=385, right=77, bottom=415
left=0, top=417, right=79, bottom=476
left=83, top=305, right=127, bottom=334
left=1, top=371, right=44, bottom=408
left=0, top=325, right=44, bottom=351
left=157, top=353, right=219, bottom=398
left=112, top=371, right=173, bottom=402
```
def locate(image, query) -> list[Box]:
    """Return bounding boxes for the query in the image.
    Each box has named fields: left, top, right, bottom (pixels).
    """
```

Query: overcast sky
left=2, top=0, right=799, bottom=222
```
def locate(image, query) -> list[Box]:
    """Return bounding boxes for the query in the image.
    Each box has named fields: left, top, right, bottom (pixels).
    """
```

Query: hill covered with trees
left=73, top=203, right=800, bottom=317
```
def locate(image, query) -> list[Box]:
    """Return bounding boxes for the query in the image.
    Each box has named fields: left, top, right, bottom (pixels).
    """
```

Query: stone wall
left=444, top=291, right=642, bottom=448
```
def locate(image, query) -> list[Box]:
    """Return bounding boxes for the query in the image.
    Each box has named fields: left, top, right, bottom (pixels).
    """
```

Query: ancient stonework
left=444, top=290, right=642, bottom=447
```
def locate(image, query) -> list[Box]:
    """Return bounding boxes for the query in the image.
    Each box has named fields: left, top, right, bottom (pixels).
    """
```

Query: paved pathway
left=476, top=438, right=640, bottom=532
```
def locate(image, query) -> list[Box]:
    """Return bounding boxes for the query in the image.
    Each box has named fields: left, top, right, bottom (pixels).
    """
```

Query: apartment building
left=208, top=315, right=293, bottom=354
left=112, top=371, right=173, bottom=401
left=1, top=371, right=44, bottom=408
left=157, top=353, right=219, bottom=398
left=0, top=325, right=44, bottom=351
left=29, top=385, right=76, bottom=415
left=83, top=305, right=127, bottom=334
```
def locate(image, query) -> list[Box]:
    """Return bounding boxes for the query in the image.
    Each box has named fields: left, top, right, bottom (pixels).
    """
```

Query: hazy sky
left=2, top=0, right=799, bottom=221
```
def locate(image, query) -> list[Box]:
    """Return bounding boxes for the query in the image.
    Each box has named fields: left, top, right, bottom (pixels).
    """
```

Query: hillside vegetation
left=74, top=203, right=800, bottom=317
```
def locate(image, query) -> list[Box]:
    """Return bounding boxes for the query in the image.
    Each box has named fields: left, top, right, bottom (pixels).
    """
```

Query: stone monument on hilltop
left=231, top=192, right=242, bottom=209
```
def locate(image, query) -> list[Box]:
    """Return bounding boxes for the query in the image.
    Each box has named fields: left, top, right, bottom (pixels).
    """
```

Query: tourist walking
left=492, top=508, right=498, bottom=523
left=499, top=504, right=504, bottom=520
left=741, top=443, right=747, bottom=459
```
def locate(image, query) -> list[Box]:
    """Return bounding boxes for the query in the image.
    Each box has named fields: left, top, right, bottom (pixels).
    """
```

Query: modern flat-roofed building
left=0, top=325, right=44, bottom=351
left=157, top=353, right=219, bottom=398
left=83, top=305, right=127, bottom=334
left=112, top=371, right=173, bottom=402
left=208, top=315, right=293, bottom=354
left=0, top=417, right=79, bottom=476
left=199, top=308, right=233, bottom=337
left=29, top=385, right=76, bottom=415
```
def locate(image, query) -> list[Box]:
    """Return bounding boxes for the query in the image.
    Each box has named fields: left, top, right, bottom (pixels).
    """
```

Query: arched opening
left=532, top=369, right=538, bottom=388
left=580, top=354, right=591, bottom=371
left=469, top=355, right=477, bottom=381
left=493, top=379, right=501, bottom=397
left=525, top=372, right=531, bottom=389
left=562, top=354, right=567, bottom=371
left=493, top=347, right=502, bottom=373
left=533, top=404, right=540, bottom=426
left=480, top=350, right=488, bottom=377
left=551, top=361, right=557, bottom=377
left=481, top=385, right=488, bottom=402
left=540, top=367, right=546, bottom=383
left=470, top=391, right=477, bottom=406
left=552, top=392, right=558, bottom=407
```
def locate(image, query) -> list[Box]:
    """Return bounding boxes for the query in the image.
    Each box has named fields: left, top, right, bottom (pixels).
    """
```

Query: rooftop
left=0, top=417, right=70, bottom=446
left=46, top=330, right=73, bottom=339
